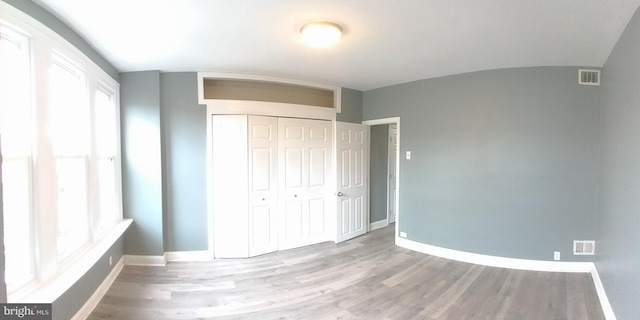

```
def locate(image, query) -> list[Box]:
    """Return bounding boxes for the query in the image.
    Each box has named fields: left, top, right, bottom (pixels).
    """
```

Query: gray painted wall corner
left=120, top=71, right=164, bottom=256
left=160, top=72, right=208, bottom=251
left=596, top=4, right=640, bottom=319
left=338, top=88, right=363, bottom=123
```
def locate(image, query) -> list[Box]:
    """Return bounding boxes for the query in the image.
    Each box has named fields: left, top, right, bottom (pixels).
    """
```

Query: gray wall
left=337, top=88, right=363, bottom=123
left=363, top=67, right=601, bottom=261
left=120, top=71, right=209, bottom=253
left=3, top=0, right=119, bottom=81
left=121, top=75, right=360, bottom=254
left=596, top=6, right=640, bottom=319
left=160, top=73, right=208, bottom=251
left=370, top=125, right=389, bottom=223
left=120, top=71, right=164, bottom=255
left=52, top=239, right=123, bottom=320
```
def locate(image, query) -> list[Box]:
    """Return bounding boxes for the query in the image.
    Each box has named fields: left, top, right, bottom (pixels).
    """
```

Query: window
left=0, top=5, right=123, bottom=300
left=94, top=85, right=120, bottom=234
left=0, top=22, right=35, bottom=288
left=49, top=54, right=91, bottom=260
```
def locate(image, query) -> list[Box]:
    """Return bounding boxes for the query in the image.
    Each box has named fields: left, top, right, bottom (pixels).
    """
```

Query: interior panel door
left=336, top=121, right=369, bottom=243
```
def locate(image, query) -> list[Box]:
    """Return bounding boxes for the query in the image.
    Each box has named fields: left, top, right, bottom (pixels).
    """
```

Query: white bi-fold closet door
left=212, top=115, right=333, bottom=258
left=277, top=117, right=333, bottom=250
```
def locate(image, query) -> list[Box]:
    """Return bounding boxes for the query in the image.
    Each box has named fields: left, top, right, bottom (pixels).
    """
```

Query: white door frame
left=362, top=117, right=400, bottom=240
left=387, top=124, right=398, bottom=224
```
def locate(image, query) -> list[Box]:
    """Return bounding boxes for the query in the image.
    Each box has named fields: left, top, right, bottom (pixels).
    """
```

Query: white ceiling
left=33, top=0, right=640, bottom=91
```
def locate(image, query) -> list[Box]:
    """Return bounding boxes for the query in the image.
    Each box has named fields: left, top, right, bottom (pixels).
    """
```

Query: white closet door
left=212, top=115, right=249, bottom=258
left=278, top=118, right=332, bottom=250
left=248, top=116, right=278, bottom=256
left=336, top=122, right=369, bottom=243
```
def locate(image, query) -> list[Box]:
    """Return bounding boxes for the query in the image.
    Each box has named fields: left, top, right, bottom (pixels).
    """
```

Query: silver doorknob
left=337, top=192, right=344, bottom=197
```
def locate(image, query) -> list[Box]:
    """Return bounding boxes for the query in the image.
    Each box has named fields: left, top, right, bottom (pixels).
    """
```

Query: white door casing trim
left=387, top=124, right=398, bottom=224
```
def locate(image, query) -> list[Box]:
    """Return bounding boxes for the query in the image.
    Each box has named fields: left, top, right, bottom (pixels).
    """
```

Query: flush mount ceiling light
left=300, top=22, right=343, bottom=48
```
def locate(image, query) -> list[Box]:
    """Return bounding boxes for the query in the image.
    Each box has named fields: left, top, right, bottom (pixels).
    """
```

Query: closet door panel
left=213, top=115, right=337, bottom=257
left=304, top=120, right=332, bottom=244
left=278, top=118, right=332, bottom=250
left=284, top=148, right=304, bottom=188
left=283, top=201, right=304, bottom=240
left=309, top=148, right=326, bottom=187
left=308, top=198, right=325, bottom=235
left=248, top=116, right=278, bottom=257
left=212, top=115, right=249, bottom=258
left=250, top=205, right=273, bottom=248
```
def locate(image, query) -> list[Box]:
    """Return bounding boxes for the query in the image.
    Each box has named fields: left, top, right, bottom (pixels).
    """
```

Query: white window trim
left=1, top=1, right=126, bottom=303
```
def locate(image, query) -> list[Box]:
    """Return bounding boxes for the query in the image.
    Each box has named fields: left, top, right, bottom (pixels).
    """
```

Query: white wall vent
left=578, top=69, right=601, bottom=86
left=573, top=240, right=595, bottom=255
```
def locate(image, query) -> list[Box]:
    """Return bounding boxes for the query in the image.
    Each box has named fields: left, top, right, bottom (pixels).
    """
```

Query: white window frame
left=0, top=2, right=131, bottom=303
left=91, top=82, right=123, bottom=238
left=0, top=18, right=36, bottom=289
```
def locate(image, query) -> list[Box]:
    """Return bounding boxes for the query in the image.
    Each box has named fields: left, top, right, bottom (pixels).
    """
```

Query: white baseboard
left=123, top=254, right=166, bottom=266
left=396, top=237, right=594, bottom=273
left=71, top=257, right=124, bottom=320
left=370, top=219, right=389, bottom=231
left=164, top=250, right=212, bottom=261
left=591, top=266, right=617, bottom=320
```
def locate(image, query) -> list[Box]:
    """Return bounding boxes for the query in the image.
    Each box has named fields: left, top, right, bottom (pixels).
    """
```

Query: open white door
left=336, top=122, right=369, bottom=243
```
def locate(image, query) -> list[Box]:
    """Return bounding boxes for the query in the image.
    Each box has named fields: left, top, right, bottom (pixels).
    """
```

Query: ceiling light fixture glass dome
left=300, top=22, right=343, bottom=47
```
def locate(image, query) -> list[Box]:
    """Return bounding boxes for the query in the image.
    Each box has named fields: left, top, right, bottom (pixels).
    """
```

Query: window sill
left=8, top=219, right=133, bottom=303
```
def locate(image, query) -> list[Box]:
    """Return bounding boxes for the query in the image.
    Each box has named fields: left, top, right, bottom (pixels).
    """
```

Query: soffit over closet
left=198, top=73, right=342, bottom=120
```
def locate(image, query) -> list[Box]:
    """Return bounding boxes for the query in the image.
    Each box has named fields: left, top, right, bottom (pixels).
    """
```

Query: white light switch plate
left=406, top=151, right=411, bottom=159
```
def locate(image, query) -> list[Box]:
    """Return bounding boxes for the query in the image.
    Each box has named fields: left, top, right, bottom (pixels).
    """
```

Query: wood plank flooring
left=89, top=226, right=605, bottom=319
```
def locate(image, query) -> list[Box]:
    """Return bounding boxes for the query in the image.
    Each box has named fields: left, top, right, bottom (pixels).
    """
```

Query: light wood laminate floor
left=89, top=226, right=605, bottom=319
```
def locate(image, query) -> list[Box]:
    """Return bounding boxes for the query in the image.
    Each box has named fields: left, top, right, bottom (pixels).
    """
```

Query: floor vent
left=573, top=240, right=595, bottom=255
left=578, top=69, right=600, bottom=85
